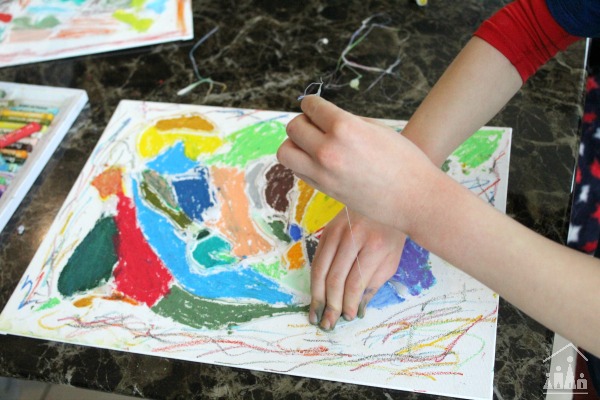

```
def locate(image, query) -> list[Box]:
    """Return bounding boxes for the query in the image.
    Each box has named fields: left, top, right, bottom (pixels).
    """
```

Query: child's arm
left=278, top=94, right=600, bottom=356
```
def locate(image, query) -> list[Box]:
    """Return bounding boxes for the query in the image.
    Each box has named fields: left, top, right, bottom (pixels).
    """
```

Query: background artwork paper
left=0, top=0, right=193, bottom=67
left=0, top=101, right=511, bottom=400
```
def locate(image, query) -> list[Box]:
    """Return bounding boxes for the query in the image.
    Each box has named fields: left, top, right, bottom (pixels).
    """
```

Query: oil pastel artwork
left=0, top=0, right=193, bottom=67
left=0, top=101, right=511, bottom=400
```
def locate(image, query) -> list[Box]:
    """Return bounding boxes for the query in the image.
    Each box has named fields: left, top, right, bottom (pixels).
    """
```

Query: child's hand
left=277, top=95, right=441, bottom=236
left=310, top=209, right=406, bottom=330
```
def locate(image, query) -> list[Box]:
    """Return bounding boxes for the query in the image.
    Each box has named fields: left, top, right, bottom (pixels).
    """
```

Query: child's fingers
left=300, top=95, right=355, bottom=134
left=286, top=114, right=326, bottom=155
left=276, top=139, right=317, bottom=179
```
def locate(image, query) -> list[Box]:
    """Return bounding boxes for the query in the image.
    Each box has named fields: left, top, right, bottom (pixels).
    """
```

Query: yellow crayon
left=0, top=109, right=54, bottom=125
left=0, top=121, right=47, bottom=132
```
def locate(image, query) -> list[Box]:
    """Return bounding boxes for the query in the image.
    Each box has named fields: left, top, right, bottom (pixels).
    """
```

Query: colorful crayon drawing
left=0, top=101, right=511, bottom=400
left=0, top=0, right=192, bottom=67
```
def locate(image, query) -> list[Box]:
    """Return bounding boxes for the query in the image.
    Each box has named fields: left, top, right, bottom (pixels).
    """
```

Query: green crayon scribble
left=36, top=297, right=60, bottom=311
left=452, top=129, right=503, bottom=172
left=130, top=0, right=148, bottom=9
left=12, top=16, right=60, bottom=30
left=113, top=10, right=154, bottom=32
left=207, top=121, right=287, bottom=168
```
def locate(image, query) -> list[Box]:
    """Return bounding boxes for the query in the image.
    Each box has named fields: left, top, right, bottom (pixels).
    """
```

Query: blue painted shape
left=367, top=282, right=405, bottom=309
left=288, top=223, right=302, bottom=241
left=147, top=0, right=168, bottom=13
left=23, top=6, right=70, bottom=14
left=147, top=141, right=196, bottom=175
left=172, top=168, right=214, bottom=222
left=132, top=181, right=294, bottom=304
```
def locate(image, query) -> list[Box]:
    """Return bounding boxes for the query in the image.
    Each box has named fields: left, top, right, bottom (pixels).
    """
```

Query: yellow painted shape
left=286, top=241, right=305, bottom=270
left=301, top=191, right=345, bottom=233
left=137, top=125, right=224, bottom=160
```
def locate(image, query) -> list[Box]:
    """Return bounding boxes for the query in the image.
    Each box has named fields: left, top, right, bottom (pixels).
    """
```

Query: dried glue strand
left=335, top=14, right=405, bottom=91
left=344, top=207, right=366, bottom=290
left=178, top=26, right=227, bottom=96
left=298, top=14, right=404, bottom=99
left=297, top=79, right=324, bottom=100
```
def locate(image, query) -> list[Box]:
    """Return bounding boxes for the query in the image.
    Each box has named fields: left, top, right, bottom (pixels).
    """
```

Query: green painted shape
left=268, top=220, right=291, bottom=243
left=441, top=159, right=450, bottom=173
left=143, top=170, right=179, bottom=209
left=192, top=235, right=235, bottom=268
left=13, top=16, right=60, bottom=30
left=254, top=261, right=287, bottom=280
left=36, top=297, right=60, bottom=311
left=206, top=121, right=287, bottom=168
left=112, top=10, right=154, bottom=32
left=281, top=268, right=311, bottom=295
left=130, top=0, right=148, bottom=9
left=57, top=217, right=118, bottom=297
left=140, top=181, right=192, bottom=229
left=152, top=286, right=307, bottom=330
left=452, top=129, right=503, bottom=171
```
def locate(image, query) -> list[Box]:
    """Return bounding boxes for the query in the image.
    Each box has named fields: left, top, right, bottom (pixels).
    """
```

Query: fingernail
left=320, top=319, right=331, bottom=331
left=309, top=304, right=324, bottom=325
left=342, top=313, right=354, bottom=321
left=357, top=301, right=367, bottom=319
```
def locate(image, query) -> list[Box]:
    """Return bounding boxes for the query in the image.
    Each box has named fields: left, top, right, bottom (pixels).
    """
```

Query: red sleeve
left=474, top=0, right=581, bottom=83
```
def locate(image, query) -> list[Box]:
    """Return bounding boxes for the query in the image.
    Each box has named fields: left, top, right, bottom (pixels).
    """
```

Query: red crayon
left=0, top=122, right=42, bottom=148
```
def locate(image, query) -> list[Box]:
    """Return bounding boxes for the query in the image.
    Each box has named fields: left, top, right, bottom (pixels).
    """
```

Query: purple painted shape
left=368, top=238, right=435, bottom=309
left=392, top=238, right=435, bottom=296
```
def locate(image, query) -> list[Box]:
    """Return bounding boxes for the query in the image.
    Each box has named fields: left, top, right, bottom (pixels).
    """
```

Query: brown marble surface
left=0, top=1, right=587, bottom=399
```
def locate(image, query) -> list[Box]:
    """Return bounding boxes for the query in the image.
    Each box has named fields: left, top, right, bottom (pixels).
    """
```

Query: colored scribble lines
left=0, top=0, right=192, bottom=67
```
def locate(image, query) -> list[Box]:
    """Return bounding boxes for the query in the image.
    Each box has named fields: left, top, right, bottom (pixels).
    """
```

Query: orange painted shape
left=91, top=167, right=123, bottom=199
left=295, top=179, right=315, bottom=224
left=156, top=115, right=214, bottom=131
left=286, top=241, right=305, bottom=270
left=73, top=296, right=94, bottom=308
left=210, top=166, right=271, bottom=257
left=103, top=292, right=139, bottom=306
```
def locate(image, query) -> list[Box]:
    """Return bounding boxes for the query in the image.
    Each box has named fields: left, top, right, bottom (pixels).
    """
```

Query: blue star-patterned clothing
left=567, top=73, right=600, bottom=394
left=546, top=0, right=600, bottom=37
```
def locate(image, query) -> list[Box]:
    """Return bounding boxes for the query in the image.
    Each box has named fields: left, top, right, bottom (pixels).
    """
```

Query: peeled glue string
left=344, top=206, right=367, bottom=291
left=297, top=79, right=324, bottom=100
left=298, top=14, right=404, bottom=98
left=178, top=26, right=227, bottom=96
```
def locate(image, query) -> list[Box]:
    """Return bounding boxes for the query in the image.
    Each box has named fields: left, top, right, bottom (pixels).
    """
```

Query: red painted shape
left=576, top=167, right=582, bottom=184
left=0, top=13, right=12, bottom=23
left=112, top=192, right=173, bottom=307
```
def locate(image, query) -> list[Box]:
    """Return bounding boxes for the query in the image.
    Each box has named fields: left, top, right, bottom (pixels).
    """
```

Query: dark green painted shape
left=57, top=216, right=118, bottom=297
left=268, top=220, right=291, bottom=243
left=152, top=285, right=308, bottom=330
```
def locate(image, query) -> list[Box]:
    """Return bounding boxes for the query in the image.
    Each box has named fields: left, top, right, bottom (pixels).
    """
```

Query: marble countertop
left=0, top=1, right=587, bottom=399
